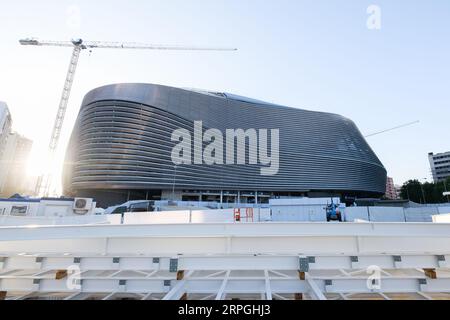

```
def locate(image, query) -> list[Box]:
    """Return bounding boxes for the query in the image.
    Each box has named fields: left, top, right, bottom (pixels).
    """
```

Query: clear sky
left=0, top=0, right=449, bottom=193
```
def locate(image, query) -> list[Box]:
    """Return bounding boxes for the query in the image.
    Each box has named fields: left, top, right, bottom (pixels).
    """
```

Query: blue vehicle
left=326, top=198, right=342, bottom=222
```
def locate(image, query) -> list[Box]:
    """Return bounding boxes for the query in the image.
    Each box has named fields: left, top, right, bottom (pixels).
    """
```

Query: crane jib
left=19, top=37, right=237, bottom=196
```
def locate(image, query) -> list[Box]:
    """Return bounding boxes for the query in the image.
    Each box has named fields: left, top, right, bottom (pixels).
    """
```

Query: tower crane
left=19, top=38, right=237, bottom=197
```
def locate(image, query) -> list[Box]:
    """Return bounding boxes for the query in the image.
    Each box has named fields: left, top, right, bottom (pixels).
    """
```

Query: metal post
left=443, top=181, right=450, bottom=203
left=420, top=179, right=427, bottom=204
left=171, top=165, right=178, bottom=201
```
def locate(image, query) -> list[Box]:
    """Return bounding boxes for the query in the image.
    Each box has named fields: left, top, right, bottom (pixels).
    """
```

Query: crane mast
left=20, top=38, right=237, bottom=197
left=35, top=45, right=82, bottom=196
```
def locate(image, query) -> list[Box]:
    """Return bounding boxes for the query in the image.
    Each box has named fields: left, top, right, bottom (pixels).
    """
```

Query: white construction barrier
left=123, top=211, right=190, bottom=224
left=432, top=213, right=450, bottom=223
left=191, top=209, right=235, bottom=223
left=438, top=206, right=450, bottom=214
left=271, top=205, right=327, bottom=221
left=124, top=208, right=272, bottom=224
left=344, top=207, right=369, bottom=222
left=269, top=197, right=339, bottom=221
left=1, top=205, right=447, bottom=227
left=369, top=207, right=406, bottom=222
left=405, top=207, right=437, bottom=222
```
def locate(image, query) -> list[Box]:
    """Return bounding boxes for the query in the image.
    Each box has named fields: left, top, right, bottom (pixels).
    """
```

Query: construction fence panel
left=404, top=207, right=437, bottom=222
left=271, top=205, right=327, bottom=222
left=368, top=207, right=406, bottom=222
left=438, top=206, right=450, bottom=215
left=344, top=207, right=369, bottom=222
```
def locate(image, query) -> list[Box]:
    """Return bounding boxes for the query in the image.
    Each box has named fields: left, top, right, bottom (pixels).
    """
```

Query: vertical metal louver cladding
left=63, top=83, right=387, bottom=197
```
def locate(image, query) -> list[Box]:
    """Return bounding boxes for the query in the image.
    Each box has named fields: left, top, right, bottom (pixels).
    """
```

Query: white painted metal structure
left=19, top=38, right=237, bottom=197
left=0, top=197, right=97, bottom=218
left=0, top=221, right=450, bottom=300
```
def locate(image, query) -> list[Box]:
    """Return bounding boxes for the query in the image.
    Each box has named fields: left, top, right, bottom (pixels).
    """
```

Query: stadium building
left=63, top=83, right=386, bottom=207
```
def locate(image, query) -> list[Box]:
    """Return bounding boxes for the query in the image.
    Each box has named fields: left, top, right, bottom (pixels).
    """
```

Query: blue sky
left=0, top=0, right=449, bottom=191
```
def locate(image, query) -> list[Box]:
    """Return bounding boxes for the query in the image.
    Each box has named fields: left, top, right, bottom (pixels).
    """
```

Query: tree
left=400, top=180, right=423, bottom=203
left=400, top=178, right=450, bottom=204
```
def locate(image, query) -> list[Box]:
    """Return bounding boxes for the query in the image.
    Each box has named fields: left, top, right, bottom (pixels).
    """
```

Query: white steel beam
left=108, top=271, right=122, bottom=278
left=145, top=270, right=159, bottom=278
left=378, top=292, right=391, bottom=300
left=305, top=273, right=327, bottom=300
left=272, top=293, right=288, bottom=300
left=162, top=270, right=193, bottom=300
left=141, top=292, right=153, bottom=300
left=0, top=222, right=449, bottom=299
left=0, top=277, right=448, bottom=300
left=417, top=291, right=433, bottom=300
left=339, top=293, right=349, bottom=300
left=63, top=292, right=83, bottom=300
left=0, top=254, right=448, bottom=273
left=339, top=269, right=351, bottom=277
left=102, top=291, right=117, bottom=300
left=268, top=270, right=291, bottom=278
left=205, top=270, right=228, bottom=278
left=162, top=281, right=187, bottom=300
left=215, top=270, right=230, bottom=300
left=11, top=292, right=35, bottom=300
left=1, top=223, right=450, bottom=257
left=264, top=270, right=272, bottom=300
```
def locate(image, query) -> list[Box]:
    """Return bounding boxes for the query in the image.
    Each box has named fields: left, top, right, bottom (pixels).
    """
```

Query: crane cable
left=364, top=120, right=420, bottom=138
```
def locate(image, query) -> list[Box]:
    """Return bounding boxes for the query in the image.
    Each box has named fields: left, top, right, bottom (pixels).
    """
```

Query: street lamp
left=420, top=178, right=427, bottom=204
left=443, top=181, right=450, bottom=203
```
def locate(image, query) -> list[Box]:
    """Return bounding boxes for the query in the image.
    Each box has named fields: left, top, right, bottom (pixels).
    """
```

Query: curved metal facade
left=63, top=83, right=386, bottom=203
